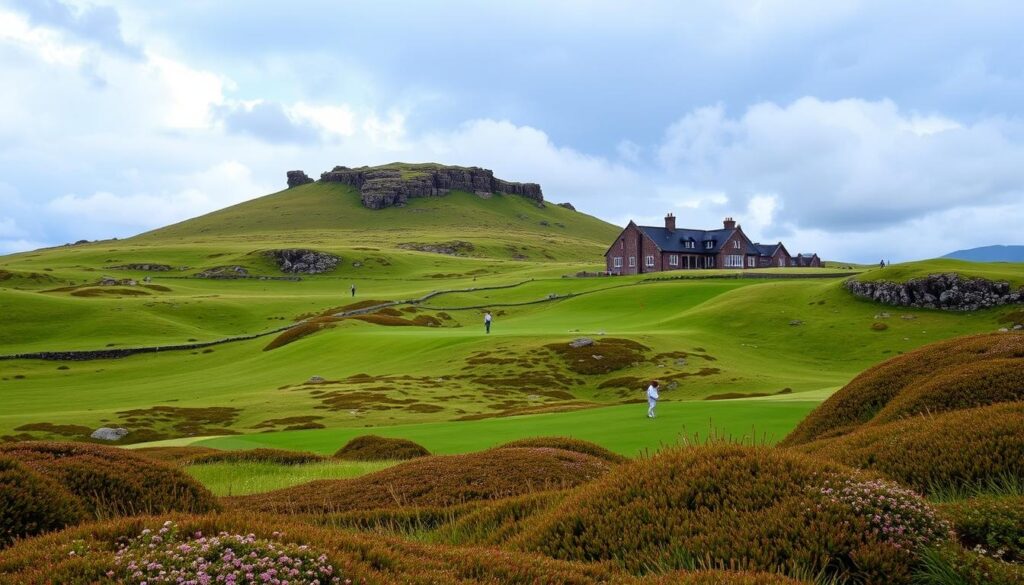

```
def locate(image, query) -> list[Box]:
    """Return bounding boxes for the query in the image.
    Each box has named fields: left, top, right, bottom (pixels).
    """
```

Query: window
left=747, top=256, right=756, bottom=267
left=645, top=255, right=655, bottom=267
left=628, top=256, right=636, bottom=267
left=669, top=254, right=679, bottom=266
left=704, top=256, right=715, bottom=268
left=704, top=241, right=714, bottom=249
left=613, top=257, right=623, bottom=268
left=725, top=255, right=744, bottom=268
left=733, top=240, right=741, bottom=249
left=778, top=258, right=784, bottom=267
left=685, top=240, right=694, bottom=249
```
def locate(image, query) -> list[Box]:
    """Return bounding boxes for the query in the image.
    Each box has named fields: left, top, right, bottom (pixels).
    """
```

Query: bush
left=494, top=436, right=627, bottom=464
left=516, top=443, right=948, bottom=584
left=0, top=442, right=218, bottom=518
left=871, top=321, right=889, bottom=331
left=0, top=456, right=85, bottom=548
left=432, top=490, right=568, bottom=545
left=111, top=520, right=342, bottom=584
left=794, top=403, right=1024, bottom=494
left=187, top=448, right=326, bottom=466
left=231, top=447, right=612, bottom=515
left=133, top=446, right=221, bottom=465
left=333, top=435, right=430, bottom=461
left=938, top=495, right=1024, bottom=563
left=914, top=544, right=1024, bottom=585
left=782, top=332, right=1024, bottom=446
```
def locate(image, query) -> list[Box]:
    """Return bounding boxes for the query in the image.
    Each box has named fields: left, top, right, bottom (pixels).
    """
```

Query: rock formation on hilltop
left=286, top=170, right=314, bottom=188
left=844, top=273, right=1023, bottom=311
left=286, top=164, right=544, bottom=210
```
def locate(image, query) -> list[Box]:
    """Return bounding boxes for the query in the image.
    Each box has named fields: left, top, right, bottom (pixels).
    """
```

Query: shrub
left=914, top=544, right=1024, bottom=585
left=264, top=317, right=340, bottom=351
left=333, top=435, right=430, bottom=461
left=111, top=520, right=342, bottom=584
left=545, top=338, right=650, bottom=375
left=0, top=442, right=218, bottom=518
left=516, top=443, right=947, bottom=584
left=0, top=456, right=85, bottom=548
left=871, top=321, right=889, bottom=331
left=794, top=403, right=1024, bottom=494
left=938, top=495, right=1024, bottom=563
left=494, top=436, right=627, bottom=464
left=432, top=490, right=568, bottom=546
left=187, top=448, right=326, bottom=466
left=133, top=446, right=221, bottom=465
left=231, top=447, right=612, bottom=515
left=782, top=332, right=1024, bottom=446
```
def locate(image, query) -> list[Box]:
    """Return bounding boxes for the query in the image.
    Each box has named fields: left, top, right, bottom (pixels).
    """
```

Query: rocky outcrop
left=194, top=266, right=249, bottom=279
left=319, top=165, right=544, bottom=209
left=90, top=427, right=129, bottom=441
left=265, top=249, right=339, bottom=274
left=286, top=170, right=314, bottom=188
left=397, top=241, right=475, bottom=256
left=844, top=273, right=1024, bottom=311
left=109, top=264, right=172, bottom=271
left=557, top=202, right=576, bottom=211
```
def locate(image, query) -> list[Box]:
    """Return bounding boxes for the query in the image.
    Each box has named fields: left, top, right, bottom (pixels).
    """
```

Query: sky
left=1, top=1, right=1023, bottom=262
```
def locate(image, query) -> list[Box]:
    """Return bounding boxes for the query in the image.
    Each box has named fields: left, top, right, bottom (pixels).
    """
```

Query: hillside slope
left=943, top=244, right=1024, bottom=263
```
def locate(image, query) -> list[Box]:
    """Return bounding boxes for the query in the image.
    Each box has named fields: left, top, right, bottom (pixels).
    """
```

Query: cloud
left=7, top=0, right=140, bottom=57
left=218, top=101, right=320, bottom=144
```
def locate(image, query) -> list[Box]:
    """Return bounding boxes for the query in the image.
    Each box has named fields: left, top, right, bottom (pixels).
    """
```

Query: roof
left=637, top=226, right=737, bottom=253
left=751, top=243, right=779, bottom=257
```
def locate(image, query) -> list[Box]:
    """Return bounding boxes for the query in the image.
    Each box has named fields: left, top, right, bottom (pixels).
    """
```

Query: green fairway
left=855, top=258, right=1024, bottom=287
left=184, top=460, right=396, bottom=496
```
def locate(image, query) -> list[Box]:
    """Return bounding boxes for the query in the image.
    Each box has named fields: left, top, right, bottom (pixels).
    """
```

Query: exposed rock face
left=195, top=266, right=249, bottom=279
left=266, top=249, right=339, bottom=274
left=90, top=427, right=129, bottom=441
left=320, top=165, right=544, bottom=209
left=109, top=264, right=172, bottom=271
left=557, top=202, right=576, bottom=211
left=397, top=241, right=475, bottom=256
left=286, top=170, right=314, bottom=188
left=844, top=273, right=1023, bottom=311
left=569, top=337, right=595, bottom=348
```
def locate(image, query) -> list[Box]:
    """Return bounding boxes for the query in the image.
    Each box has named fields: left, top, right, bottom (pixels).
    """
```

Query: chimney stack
left=723, top=217, right=736, bottom=230
left=665, top=213, right=676, bottom=232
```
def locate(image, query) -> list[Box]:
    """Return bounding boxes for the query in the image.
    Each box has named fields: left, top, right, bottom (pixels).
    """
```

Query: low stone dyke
left=844, top=273, right=1023, bottom=311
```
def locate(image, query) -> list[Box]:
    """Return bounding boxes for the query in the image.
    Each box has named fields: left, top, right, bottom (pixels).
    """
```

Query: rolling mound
left=0, top=441, right=217, bottom=518
left=333, top=434, right=430, bottom=461
left=493, top=436, right=627, bottom=464
left=516, top=443, right=949, bottom=583
left=186, top=447, right=326, bottom=466
left=781, top=332, right=1024, bottom=446
left=793, top=402, right=1024, bottom=493
left=0, top=456, right=85, bottom=548
left=228, top=447, right=612, bottom=515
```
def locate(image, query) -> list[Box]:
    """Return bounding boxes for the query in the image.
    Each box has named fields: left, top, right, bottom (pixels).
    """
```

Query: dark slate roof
left=637, top=226, right=736, bottom=253
left=752, top=243, right=780, bottom=257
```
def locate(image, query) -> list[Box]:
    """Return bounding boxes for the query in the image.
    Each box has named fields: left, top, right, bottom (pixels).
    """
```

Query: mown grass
left=854, top=258, right=1024, bottom=287
left=183, top=460, right=396, bottom=496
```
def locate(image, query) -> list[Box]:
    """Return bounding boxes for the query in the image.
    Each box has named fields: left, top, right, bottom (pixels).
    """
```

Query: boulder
left=307, top=376, right=325, bottom=384
left=286, top=170, right=314, bottom=188
left=556, top=202, right=576, bottom=211
left=90, top=427, right=129, bottom=441
left=569, top=337, right=594, bottom=348
left=266, top=249, right=339, bottom=274
left=844, top=274, right=1023, bottom=312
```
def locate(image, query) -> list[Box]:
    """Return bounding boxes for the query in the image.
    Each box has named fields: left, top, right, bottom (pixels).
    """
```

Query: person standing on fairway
left=351, top=283, right=356, bottom=297
left=646, top=380, right=660, bottom=418
left=484, top=310, right=492, bottom=334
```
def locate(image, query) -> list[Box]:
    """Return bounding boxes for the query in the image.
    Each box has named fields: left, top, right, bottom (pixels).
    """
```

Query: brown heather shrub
left=432, top=490, right=568, bottom=546
left=229, top=447, right=611, bottom=515
left=334, top=435, right=430, bottom=461
left=0, top=442, right=218, bottom=518
left=516, top=443, right=948, bottom=584
left=494, top=436, right=627, bottom=464
left=794, top=402, right=1024, bottom=494
left=0, top=512, right=815, bottom=584
left=782, top=332, right=1024, bottom=446
left=132, top=445, right=221, bottom=465
left=263, top=316, right=341, bottom=351
left=916, top=543, right=1024, bottom=585
left=546, top=337, right=650, bottom=375
left=937, top=494, right=1024, bottom=563
left=0, top=456, right=85, bottom=548
left=186, top=447, right=326, bottom=466
left=870, top=321, right=889, bottom=331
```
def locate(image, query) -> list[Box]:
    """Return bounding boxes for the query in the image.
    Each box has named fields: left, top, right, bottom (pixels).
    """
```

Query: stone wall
left=844, top=273, right=1024, bottom=311
left=315, top=165, right=543, bottom=209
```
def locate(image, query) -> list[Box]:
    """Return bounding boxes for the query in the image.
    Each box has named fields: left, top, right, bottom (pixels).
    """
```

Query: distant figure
left=351, top=283, right=356, bottom=297
left=646, top=380, right=660, bottom=419
left=484, top=311, right=492, bottom=334
left=879, top=260, right=885, bottom=269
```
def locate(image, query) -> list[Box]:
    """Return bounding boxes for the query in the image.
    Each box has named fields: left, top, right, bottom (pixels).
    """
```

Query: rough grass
left=133, top=445, right=222, bottom=465
left=333, top=435, right=430, bottom=461
left=228, top=447, right=613, bottom=515
left=184, top=460, right=396, bottom=496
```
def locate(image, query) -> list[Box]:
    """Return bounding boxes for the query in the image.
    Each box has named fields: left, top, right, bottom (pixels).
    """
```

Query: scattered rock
left=194, top=266, right=249, bottom=279
left=998, top=327, right=1010, bottom=332
left=900, top=314, right=916, bottom=320
left=90, top=427, right=129, bottom=441
left=675, top=358, right=687, bottom=366
left=286, top=170, right=314, bottom=188
left=307, top=376, right=325, bottom=384
left=265, top=249, right=339, bottom=274
left=591, top=354, right=604, bottom=360
left=1014, top=324, right=1023, bottom=330
left=569, top=338, right=594, bottom=348
left=397, top=241, right=475, bottom=256
left=557, top=202, right=576, bottom=211
left=109, top=264, right=173, bottom=271
left=789, top=319, right=803, bottom=326
left=845, top=274, right=1023, bottom=311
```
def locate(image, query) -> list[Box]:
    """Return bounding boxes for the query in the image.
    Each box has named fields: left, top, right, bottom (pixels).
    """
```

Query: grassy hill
left=853, top=258, right=1024, bottom=287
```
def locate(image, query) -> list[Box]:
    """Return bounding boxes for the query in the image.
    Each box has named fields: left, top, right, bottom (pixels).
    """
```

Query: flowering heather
left=816, top=476, right=950, bottom=551
left=112, top=521, right=343, bottom=584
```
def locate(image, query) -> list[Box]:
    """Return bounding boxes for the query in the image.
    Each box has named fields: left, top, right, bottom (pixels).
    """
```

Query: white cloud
left=288, top=102, right=356, bottom=137
left=147, top=53, right=226, bottom=129
left=0, top=217, right=27, bottom=239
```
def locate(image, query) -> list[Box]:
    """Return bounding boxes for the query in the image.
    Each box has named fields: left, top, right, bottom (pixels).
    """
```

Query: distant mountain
left=942, top=245, right=1024, bottom=263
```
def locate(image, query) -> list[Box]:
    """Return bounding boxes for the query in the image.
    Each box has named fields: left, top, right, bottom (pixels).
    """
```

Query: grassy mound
left=517, top=443, right=949, bottom=583
left=0, top=513, right=811, bottom=584
left=230, top=447, right=612, bottom=514
left=938, top=495, right=1024, bottom=564
left=0, top=456, right=85, bottom=548
left=0, top=442, right=217, bottom=517
left=781, top=332, right=1024, bottom=446
left=333, top=435, right=430, bottom=461
left=186, top=447, right=326, bottom=465
left=133, top=445, right=222, bottom=465
left=494, top=436, right=627, bottom=464
left=794, top=402, right=1024, bottom=494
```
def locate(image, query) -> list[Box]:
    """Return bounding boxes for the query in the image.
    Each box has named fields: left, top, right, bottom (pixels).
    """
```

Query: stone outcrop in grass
left=845, top=273, right=1023, bottom=310
left=318, top=164, right=543, bottom=209
left=264, top=248, right=339, bottom=274
left=286, top=169, right=314, bottom=188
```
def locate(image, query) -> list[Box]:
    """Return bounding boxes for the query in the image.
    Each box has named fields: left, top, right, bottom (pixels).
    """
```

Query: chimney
left=723, top=217, right=736, bottom=230
left=665, top=213, right=676, bottom=232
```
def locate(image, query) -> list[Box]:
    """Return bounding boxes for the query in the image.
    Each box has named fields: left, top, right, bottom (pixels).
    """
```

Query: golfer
left=484, top=310, right=492, bottom=334
left=646, top=380, right=660, bottom=418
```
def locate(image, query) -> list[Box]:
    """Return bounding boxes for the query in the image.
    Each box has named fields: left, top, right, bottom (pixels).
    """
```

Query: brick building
left=604, top=214, right=818, bottom=275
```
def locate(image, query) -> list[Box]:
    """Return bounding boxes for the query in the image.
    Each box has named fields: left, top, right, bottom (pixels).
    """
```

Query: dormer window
left=704, top=241, right=714, bottom=249
left=684, top=240, right=695, bottom=249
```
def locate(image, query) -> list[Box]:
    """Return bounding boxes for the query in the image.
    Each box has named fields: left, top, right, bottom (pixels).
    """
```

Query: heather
left=333, top=435, right=430, bottom=461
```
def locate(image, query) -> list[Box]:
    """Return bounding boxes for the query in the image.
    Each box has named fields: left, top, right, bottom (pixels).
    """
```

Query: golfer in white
left=647, top=380, right=660, bottom=418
